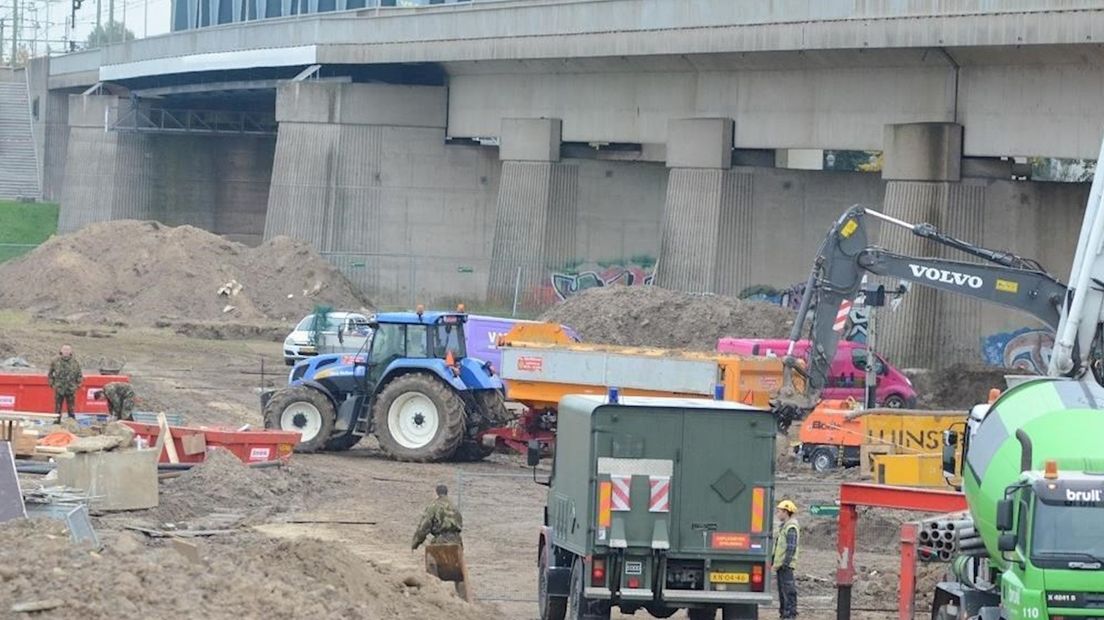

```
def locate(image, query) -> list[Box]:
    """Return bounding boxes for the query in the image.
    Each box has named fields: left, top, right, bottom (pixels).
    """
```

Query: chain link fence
left=0, top=242, right=39, bottom=263
left=318, top=250, right=657, bottom=316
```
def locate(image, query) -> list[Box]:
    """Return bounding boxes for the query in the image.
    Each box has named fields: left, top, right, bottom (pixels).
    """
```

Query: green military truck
left=531, top=394, right=776, bottom=620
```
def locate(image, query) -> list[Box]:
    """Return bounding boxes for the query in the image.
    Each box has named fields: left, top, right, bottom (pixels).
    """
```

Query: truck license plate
left=709, top=572, right=749, bottom=584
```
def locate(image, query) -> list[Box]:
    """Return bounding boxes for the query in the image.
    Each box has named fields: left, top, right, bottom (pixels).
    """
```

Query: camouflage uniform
left=47, top=355, right=83, bottom=417
left=412, top=496, right=464, bottom=549
left=101, top=382, right=136, bottom=421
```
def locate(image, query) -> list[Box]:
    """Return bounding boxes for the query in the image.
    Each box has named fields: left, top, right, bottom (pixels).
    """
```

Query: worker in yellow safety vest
left=773, top=499, right=800, bottom=619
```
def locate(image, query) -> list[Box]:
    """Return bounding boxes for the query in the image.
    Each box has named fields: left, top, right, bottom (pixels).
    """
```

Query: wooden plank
left=157, top=413, right=179, bottom=464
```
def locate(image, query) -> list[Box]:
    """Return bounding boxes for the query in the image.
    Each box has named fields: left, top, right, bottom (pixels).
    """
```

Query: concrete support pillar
left=58, top=95, right=157, bottom=233
left=877, top=122, right=974, bottom=369
left=486, top=118, right=579, bottom=308
left=267, top=82, right=501, bottom=303
left=656, top=118, right=753, bottom=295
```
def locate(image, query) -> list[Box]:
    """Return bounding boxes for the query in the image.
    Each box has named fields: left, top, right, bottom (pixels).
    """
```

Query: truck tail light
left=751, top=564, right=765, bottom=592
left=591, top=557, right=606, bottom=586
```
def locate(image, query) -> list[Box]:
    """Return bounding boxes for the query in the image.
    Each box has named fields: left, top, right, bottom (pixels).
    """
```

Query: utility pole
left=143, top=0, right=147, bottom=37
left=11, top=0, right=18, bottom=67
left=1, top=18, right=5, bottom=66
left=107, top=0, right=113, bottom=42
left=96, top=0, right=101, bottom=39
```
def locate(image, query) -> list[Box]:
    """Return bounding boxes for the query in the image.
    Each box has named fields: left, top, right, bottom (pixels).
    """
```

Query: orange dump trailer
left=480, top=324, right=791, bottom=452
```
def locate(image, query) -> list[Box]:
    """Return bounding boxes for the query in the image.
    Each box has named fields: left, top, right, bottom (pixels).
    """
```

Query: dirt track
left=3, top=316, right=924, bottom=619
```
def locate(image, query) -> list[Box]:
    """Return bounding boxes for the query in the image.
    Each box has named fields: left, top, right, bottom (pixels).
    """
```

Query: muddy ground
left=2, top=315, right=935, bottom=619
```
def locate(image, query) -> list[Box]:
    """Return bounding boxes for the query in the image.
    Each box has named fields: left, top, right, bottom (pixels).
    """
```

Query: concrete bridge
left=23, top=0, right=1104, bottom=367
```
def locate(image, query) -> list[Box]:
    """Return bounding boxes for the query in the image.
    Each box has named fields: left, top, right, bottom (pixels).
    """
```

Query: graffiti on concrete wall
left=547, top=257, right=656, bottom=301
left=981, top=327, right=1054, bottom=373
left=738, top=283, right=807, bottom=311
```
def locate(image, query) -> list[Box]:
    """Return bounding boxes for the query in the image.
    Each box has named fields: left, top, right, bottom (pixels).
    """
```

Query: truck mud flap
left=547, top=566, right=571, bottom=597
left=259, top=389, right=275, bottom=410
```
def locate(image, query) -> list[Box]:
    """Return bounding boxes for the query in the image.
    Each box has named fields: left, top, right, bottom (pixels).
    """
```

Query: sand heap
left=0, top=220, right=371, bottom=325
left=541, top=286, right=796, bottom=351
left=148, top=448, right=301, bottom=523
left=907, top=363, right=1013, bottom=409
left=0, top=519, right=499, bottom=620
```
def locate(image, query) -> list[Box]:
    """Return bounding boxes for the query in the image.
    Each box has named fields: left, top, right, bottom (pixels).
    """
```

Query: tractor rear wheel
left=372, top=374, right=466, bottom=462
left=263, top=386, right=335, bottom=453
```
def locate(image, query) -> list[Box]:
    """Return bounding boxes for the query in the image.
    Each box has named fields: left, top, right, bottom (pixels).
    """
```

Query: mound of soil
left=804, top=507, right=920, bottom=552
left=907, top=363, right=1014, bottom=409
left=541, top=286, right=795, bottom=350
left=148, top=448, right=301, bottom=524
left=0, top=518, right=498, bottom=620
left=0, top=221, right=371, bottom=325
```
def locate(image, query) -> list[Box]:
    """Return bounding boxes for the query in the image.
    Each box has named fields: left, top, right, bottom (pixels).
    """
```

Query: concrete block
left=882, top=123, right=962, bottom=182
left=276, top=82, right=447, bottom=128
left=57, top=449, right=159, bottom=512
left=666, top=118, right=733, bottom=169
left=499, top=118, right=562, bottom=162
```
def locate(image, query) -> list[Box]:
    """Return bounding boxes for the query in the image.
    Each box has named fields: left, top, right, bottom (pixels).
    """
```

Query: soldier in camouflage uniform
left=412, top=484, right=464, bottom=549
left=94, top=381, right=137, bottom=421
left=47, top=345, right=83, bottom=419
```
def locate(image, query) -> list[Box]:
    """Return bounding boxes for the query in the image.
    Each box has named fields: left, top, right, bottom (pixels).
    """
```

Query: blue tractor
left=261, top=309, right=508, bottom=462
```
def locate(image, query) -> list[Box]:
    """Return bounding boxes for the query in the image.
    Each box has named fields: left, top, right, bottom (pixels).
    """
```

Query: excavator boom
left=774, top=205, right=1069, bottom=417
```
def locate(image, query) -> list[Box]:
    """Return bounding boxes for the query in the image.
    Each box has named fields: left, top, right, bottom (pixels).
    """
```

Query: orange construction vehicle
left=795, top=399, right=963, bottom=482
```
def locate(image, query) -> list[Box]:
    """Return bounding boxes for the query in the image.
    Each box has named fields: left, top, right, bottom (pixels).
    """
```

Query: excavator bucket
left=425, top=544, right=473, bottom=602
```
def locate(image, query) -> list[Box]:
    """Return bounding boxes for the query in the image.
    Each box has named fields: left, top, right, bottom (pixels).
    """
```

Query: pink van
left=716, top=338, right=917, bottom=408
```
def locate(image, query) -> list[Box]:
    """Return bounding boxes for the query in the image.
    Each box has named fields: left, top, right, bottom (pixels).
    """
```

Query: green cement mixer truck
left=931, top=377, right=1104, bottom=620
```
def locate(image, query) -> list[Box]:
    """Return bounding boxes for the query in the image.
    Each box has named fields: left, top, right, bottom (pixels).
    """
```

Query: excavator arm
left=772, top=205, right=1069, bottom=424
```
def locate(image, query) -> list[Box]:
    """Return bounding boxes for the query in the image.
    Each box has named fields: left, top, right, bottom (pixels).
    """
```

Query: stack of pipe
left=915, top=516, right=987, bottom=562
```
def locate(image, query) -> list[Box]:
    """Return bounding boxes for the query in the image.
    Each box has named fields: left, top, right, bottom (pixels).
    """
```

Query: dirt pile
left=0, top=518, right=498, bottom=620
left=541, top=286, right=796, bottom=350
left=804, top=507, right=917, bottom=552
left=908, top=363, right=1014, bottom=409
left=0, top=220, right=371, bottom=325
left=148, top=448, right=300, bottom=523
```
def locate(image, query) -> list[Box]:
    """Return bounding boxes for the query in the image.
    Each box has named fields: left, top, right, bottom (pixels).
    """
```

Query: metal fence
left=0, top=242, right=39, bottom=263
left=316, top=250, right=659, bottom=315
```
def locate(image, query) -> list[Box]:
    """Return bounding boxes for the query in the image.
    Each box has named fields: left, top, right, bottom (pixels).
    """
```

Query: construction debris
left=540, top=286, right=796, bottom=350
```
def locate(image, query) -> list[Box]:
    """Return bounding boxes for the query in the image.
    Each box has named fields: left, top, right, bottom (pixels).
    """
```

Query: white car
left=283, top=311, right=372, bottom=365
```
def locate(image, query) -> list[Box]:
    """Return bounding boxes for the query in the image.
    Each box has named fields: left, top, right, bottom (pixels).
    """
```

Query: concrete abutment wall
left=57, top=95, right=274, bottom=243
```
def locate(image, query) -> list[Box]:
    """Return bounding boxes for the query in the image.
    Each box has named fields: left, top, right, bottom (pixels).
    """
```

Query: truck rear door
left=675, top=411, right=775, bottom=557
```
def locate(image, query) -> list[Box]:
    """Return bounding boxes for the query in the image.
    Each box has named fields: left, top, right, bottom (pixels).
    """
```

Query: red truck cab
left=716, top=338, right=917, bottom=408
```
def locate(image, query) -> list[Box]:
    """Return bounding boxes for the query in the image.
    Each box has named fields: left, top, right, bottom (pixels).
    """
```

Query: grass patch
left=0, top=200, right=59, bottom=243
left=0, top=200, right=58, bottom=263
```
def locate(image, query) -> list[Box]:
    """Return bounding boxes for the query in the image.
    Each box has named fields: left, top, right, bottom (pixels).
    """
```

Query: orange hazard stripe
left=751, top=487, right=765, bottom=533
left=598, top=481, right=612, bottom=528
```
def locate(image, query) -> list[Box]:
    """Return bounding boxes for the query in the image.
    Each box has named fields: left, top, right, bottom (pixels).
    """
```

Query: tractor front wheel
left=263, top=386, right=335, bottom=453
left=372, top=374, right=466, bottom=462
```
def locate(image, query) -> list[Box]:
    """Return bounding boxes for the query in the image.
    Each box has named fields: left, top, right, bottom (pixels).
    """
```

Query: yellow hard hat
left=777, top=500, right=798, bottom=514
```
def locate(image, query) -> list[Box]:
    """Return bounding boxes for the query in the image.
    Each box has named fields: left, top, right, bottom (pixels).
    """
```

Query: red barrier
left=0, top=373, right=129, bottom=414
